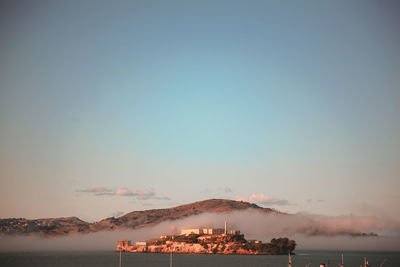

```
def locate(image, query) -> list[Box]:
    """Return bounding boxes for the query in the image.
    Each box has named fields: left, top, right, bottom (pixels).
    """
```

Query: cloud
left=77, top=187, right=112, bottom=193
left=235, top=193, right=290, bottom=206
left=224, top=187, right=232, bottom=193
left=77, top=187, right=170, bottom=200
left=77, top=187, right=133, bottom=197
left=135, top=190, right=155, bottom=199
left=133, top=190, right=170, bottom=200
left=201, top=187, right=233, bottom=195
left=94, top=192, right=116, bottom=196
left=307, top=199, right=325, bottom=203
left=115, top=188, right=134, bottom=196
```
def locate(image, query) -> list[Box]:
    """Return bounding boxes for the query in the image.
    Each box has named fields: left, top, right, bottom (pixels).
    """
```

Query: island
left=116, top=222, right=296, bottom=255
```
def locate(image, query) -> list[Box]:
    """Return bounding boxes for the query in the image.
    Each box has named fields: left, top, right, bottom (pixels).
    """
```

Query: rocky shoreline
left=117, top=233, right=296, bottom=255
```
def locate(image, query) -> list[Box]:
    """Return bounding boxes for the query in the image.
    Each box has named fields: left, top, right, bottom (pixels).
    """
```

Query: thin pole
left=119, top=249, right=122, bottom=267
left=341, top=253, right=344, bottom=267
left=170, top=251, right=172, bottom=267
left=364, top=257, right=369, bottom=267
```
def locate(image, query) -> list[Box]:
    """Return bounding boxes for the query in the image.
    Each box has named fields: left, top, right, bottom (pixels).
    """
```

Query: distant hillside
left=0, top=217, right=90, bottom=237
left=0, top=199, right=280, bottom=237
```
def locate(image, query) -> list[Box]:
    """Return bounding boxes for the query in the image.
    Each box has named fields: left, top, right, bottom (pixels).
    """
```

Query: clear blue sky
left=0, top=0, right=399, bottom=222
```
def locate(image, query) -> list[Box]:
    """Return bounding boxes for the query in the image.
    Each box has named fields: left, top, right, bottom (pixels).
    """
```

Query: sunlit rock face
left=116, top=234, right=296, bottom=255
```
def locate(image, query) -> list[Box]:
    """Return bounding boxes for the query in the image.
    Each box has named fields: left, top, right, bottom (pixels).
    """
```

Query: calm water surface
left=0, top=250, right=399, bottom=267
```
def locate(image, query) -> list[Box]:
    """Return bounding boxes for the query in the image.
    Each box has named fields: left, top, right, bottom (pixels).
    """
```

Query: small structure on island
left=116, top=240, right=132, bottom=252
left=230, top=230, right=240, bottom=235
left=180, top=228, right=203, bottom=235
left=180, top=220, right=230, bottom=236
left=180, top=228, right=225, bottom=235
left=248, top=239, right=262, bottom=244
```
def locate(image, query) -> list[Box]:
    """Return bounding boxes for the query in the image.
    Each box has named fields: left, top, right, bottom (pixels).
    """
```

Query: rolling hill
left=0, top=199, right=280, bottom=237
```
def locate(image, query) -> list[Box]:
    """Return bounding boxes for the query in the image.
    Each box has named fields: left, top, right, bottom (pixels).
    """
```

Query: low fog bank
left=1, top=211, right=399, bottom=252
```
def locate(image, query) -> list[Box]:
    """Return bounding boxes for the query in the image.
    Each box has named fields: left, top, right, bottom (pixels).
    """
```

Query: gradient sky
left=0, top=0, right=399, bottom=223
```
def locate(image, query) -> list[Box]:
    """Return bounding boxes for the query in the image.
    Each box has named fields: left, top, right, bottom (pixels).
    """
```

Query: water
left=0, top=250, right=399, bottom=267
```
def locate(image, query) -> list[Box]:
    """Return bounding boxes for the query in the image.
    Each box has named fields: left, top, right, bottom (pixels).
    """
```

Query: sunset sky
left=0, top=0, right=399, bottom=223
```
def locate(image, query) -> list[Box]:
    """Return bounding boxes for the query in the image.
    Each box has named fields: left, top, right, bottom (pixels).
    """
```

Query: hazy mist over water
left=1, top=211, right=399, bottom=252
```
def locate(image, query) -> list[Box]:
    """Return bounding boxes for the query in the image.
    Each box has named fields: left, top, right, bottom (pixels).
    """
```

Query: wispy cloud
left=135, top=190, right=155, bottom=199
left=224, top=187, right=232, bottom=193
left=235, top=193, right=290, bottom=206
left=76, top=187, right=170, bottom=200
left=307, top=199, right=325, bottom=203
left=202, top=187, right=233, bottom=195
left=77, top=187, right=112, bottom=194
left=77, top=187, right=132, bottom=196
left=133, top=190, right=170, bottom=200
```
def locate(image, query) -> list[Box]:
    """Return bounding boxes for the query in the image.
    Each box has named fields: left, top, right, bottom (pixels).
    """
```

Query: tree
left=287, top=240, right=296, bottom=253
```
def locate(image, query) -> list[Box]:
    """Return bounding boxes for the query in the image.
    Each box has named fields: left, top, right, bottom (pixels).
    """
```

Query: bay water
left=0, top=250, right=399, bottom=267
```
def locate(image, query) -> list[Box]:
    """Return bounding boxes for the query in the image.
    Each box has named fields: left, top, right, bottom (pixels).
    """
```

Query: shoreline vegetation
left=116, top=233, right=296, bottom=255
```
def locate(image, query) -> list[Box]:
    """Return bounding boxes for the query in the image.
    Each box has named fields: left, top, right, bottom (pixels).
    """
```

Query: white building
left=180, top=228, right=225, bottom=235
left=180, top=222, right=229, bottom=236
left=202, top=228, right=224, bottom=235
left=180, top=228, right=203, bottom=235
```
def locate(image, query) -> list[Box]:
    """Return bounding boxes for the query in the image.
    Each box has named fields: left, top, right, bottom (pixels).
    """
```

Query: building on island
left=203, top=228, right=225, bottom=235
left=116, top=221, right=252, bottom=254
left=180, top=228, right=225, bottom=235
left=116, top=240, right=132, bottom=251
left=180, top=228, right=202, bottom=235
left=248, top=239, right=262, bottom=244
left=181, top=221, right=229, bottom=236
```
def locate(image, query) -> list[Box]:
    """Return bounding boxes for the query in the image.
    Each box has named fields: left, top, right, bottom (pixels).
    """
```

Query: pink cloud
left=235, top=193, right=290, bottom=206
left=135, top=190, right=155, bottom=199
left=114, top=188, right=134, bottom=196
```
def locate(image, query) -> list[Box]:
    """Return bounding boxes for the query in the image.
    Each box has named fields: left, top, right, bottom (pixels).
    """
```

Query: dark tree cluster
left=254, top=238, right=296, bottom=254
left=173, top=234, right=199, bottom=243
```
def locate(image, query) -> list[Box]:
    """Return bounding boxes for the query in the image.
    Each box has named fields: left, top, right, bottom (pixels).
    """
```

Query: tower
left=224, top=221, right=227, bottom=235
